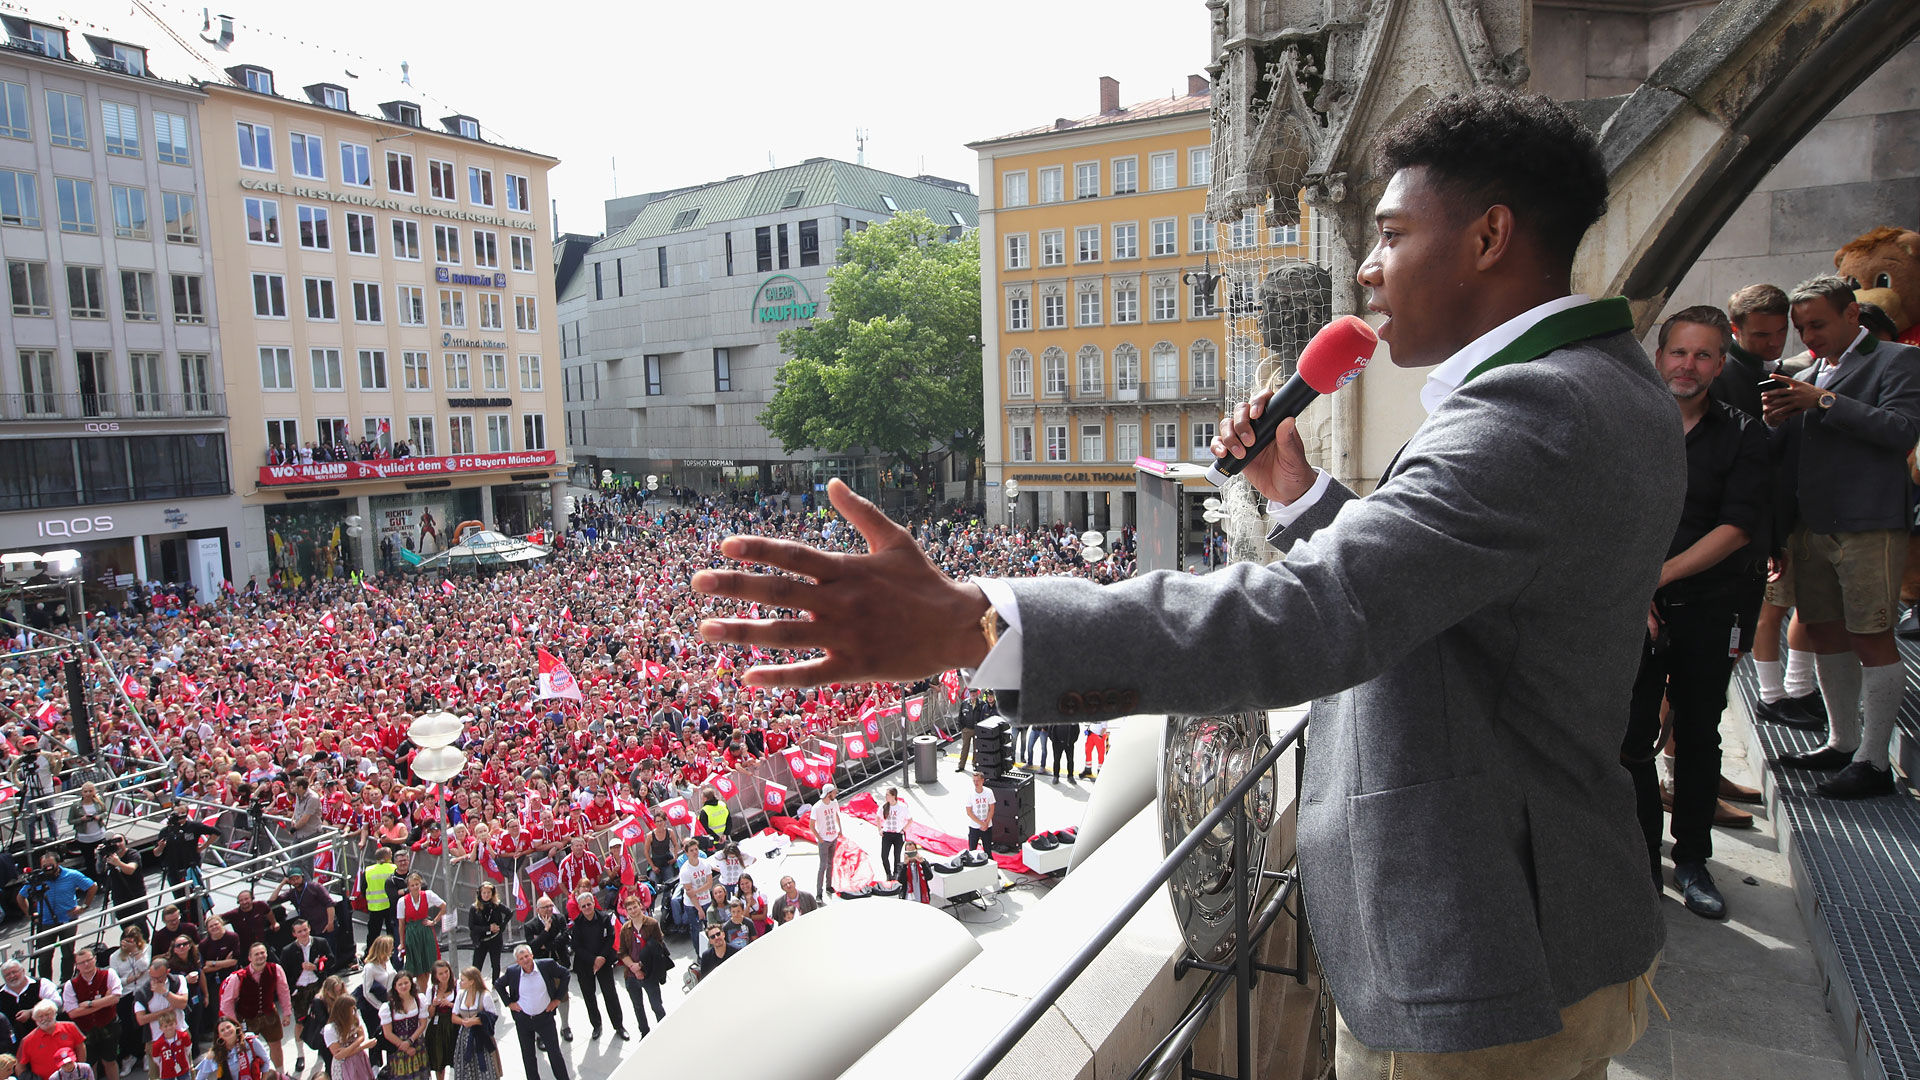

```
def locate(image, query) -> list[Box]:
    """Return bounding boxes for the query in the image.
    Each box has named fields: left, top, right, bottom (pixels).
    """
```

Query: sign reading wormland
left=258, top=450, right=557, bottom=486
left=752, top=274, right=819, bottom=323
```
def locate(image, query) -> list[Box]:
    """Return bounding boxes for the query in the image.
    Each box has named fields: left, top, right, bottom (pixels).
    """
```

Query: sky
left=208, top=0, right=1214, bottom=237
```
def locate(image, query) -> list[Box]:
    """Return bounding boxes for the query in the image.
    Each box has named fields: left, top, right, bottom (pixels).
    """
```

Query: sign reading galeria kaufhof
left=751, top=274, right=819, bottom=323
left=257, top=450, right=558, bottom=486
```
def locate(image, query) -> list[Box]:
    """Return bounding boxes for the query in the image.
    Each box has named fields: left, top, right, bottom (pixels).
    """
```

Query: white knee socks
left=1816, top=652, right=1863, bottom=753
left=1784, top=648, right=1818, bottom=699
left=1855, top=663, right=1905, bottom=770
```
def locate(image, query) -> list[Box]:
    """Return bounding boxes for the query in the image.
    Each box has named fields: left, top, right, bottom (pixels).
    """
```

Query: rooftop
left=971, top=74, right=1212, bottom=148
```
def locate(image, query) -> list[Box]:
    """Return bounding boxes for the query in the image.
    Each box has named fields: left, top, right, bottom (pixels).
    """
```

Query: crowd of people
left=0, top=492, right=1137, bottom=1080
left=263, top=439, right=422, bottom=467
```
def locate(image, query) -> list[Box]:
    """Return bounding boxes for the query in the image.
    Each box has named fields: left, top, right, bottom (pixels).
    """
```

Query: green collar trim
left=1462, top=297, right=1637, bottom=386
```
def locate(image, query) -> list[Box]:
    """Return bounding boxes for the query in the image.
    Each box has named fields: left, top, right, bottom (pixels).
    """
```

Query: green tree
left=761, top=211, right=982, bottom=510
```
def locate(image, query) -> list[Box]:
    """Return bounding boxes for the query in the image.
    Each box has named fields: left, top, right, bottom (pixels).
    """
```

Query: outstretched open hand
left=691, top=479, right=991, bottom=687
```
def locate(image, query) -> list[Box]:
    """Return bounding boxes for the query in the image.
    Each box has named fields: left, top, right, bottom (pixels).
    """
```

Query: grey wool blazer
left=999, top=330, right=1685, bottom=1053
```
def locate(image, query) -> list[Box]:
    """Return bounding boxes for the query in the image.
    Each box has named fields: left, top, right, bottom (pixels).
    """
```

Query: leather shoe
left=1899, top=607, right=1920, bottom=639
left=1817, top=760, right=1896, bottom=799
left=1776, top=745, right=1853, bottom=770
left=1659, top=784, right=1755, bottom=827
left=1673, top=861, right=1726, bottom=919
left=1754, top=695, right=1824, bottom=730
left=1718, top=774, right=1763, bottom=804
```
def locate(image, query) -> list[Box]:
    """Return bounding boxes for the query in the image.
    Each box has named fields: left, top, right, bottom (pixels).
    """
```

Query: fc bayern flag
left=534, top=648, right=583, bottom=702
left=527, top=856, right=564, bottom=900
left=941, top=669, right=963, bottom=703
left=763, top=781, right=787, bottom=813
left=846, top=734, right=870, bottom=759
left=905, top=696, right=925, bottom=722
left=119, top=671, right=147, bottom=700
left=711, top=774, right=738, bottom=800
left=804, top=764, right=830, bottom=787
left=509, top=615, right=523, bottom=636
left=814, top=742, right=839, bottom=766
left=319, top=611, right=337, bottom=632
left=862, top=711, right=881, bottom=741
left=513, top=876, right=532, bottom=921
left=33, top=699, right=58, bottom=726
left=657, top=797, right=693, bottom=827
left=612, top=815, right=645, bottom=844
left=781, top=747, right=808, bottom=777
left=442, top=578, right=456, bottom=596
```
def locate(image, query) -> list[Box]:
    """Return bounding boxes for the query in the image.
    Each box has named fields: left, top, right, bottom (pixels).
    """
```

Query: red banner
left=256, top=450, right=557, bottom=486
left=526, top=856, right=563, bottom=900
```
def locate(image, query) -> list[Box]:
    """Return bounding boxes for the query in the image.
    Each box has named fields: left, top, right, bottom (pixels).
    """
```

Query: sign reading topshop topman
left=752, top=275, right=819, bottom=323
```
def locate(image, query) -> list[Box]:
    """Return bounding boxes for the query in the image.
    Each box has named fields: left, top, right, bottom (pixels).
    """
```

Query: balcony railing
left=1, top=392, right=227, bottom=421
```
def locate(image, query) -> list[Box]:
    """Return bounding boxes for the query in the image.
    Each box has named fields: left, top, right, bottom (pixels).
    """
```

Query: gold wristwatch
left=980, top=605, right=1004, bottom=651
left=1818, top=391, right=1837, bottom=410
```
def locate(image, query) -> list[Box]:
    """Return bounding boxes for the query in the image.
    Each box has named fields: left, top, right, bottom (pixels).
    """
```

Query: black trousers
left=966, top=827, right=990, bottom=852
left=514, top=1008, right=569, bottom=1080
left=575, top=962, right=624, bottom=1033
left=621, top=972, right=664, bottom=1032
left=880, top=831, right=905, bottom=879
left=364, top=907, right=397, bottom=953
left=474, top=938, right=504, bottom=981
left=1623, top=585, right=1755, bottom=880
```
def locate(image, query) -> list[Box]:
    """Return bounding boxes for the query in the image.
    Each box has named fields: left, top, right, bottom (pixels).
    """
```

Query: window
left=511, top=235, right=535, bottom=273
left=1114, top=282, right=1139, bottom=324
left=251, top=273, right=287, bottom=317
left=403, top=351, right=430, bottom=391
left=1114, top=222, right=1139, bottom=260
left=386, top=151, right=414, bottom=194
left=310, top=348, right=342, bottom=390
left=444, top=352, right=470, bottom=390
left=154, top=112, right=190, bottom=164
left=315, top=417, right=347, bottom=448
left=171, top=274, right=204, bottom=324
left=303, top=277, right=336, bottom=320
left=363, top=416, right=390, bottom=451
left=1190, top=278, right=1217, bottom=319
left=1229, top=209, right=1256, bottom=250
left=162, top=192, right=197, bottom=243
left=1230, top=342, right=1258, bottom=389
left=467, top=229, right=497, bottom=269
left=1003, top=171, right=1028, bottom=208
left=1190, top=214, right=1215, bottom=253
left=656, top=246, right=669, bottom=287
left=522, top=414, right=546, bottom=450
left=1007, top=292, right=1030, bottom=332
left=777, top=223, right=789, bottom=269
left=397, top=284, right=425, bottom=325
left=102, top=101, right=139, bottom=157
left=1115, top=423, right=1140, bottom=462
left=457, top=118, right=480, bottom=140
left=242, top=68, right=273, bottom=94
left=593, top=261, right=604, bottom=299
left=446, top=415, right=474, bottom=454
left=1269, top=220, right=1300, bottom=246
left=236, top=121, right=272, bottom=170
left=244, top=196, right=279, bottom=244
left=1041, top=348, right=1067, bottom=395
left=1081, top=424, right=1106, bottom=462
left=713, top=347, right=731, bottom=391
left=259, top=347, right=294, bottom=391
left=66, top=265, right=105, bottom=319
left=1152, top=280, right=1178, bottom=321
left=439, top=289, right=465, bottom=328
left=1041, top=291, right=1065, bottom=329
left=644, top=354, right=662, bottom=396
left=1074, top=162, right=1099, bottom=199
left=1078, top=284, right=1102, bottom=326
left=340, top=142, right=371, bottom=186
left=1010, top=425, right=1034, bottom=462
left=1038, top=166, right=1063, bottom=204
left=724, top=232, right=735, bottom=276
left=352, top=281, right=382, bottom=323
left=1150, top=218, right=1177, bottom=257
left=485, top=413, right=511, bottom=452
left=1114, top=345, right=1140, bottom=391
left=798, top=219, right=819, bottom=267
left=1076, top=226, right=1100, bottom=263
left=290, top=132, right=324, bottom=179
left=434, top=224, right=461, bottom=264
left=0, top=168, right=39, bottom=226
left=1148, top=152, right=1176, bottom=191
left=468, top=167, right=493, bottom=206
left=514, top=295, right=538, bottom=331
left=519, top=354, right=543, bottom=391
left=297, top=205, right=330, bottom=249
left=359, top=349, right=388, bottom=391
left=56, top=178, right=96, bottom=234
left=1045, top=424, right=1069, bottom=462
left=19, top=350, right=55, bottom=415
left=755, top=226, right=773, bottom=272
left=1040, top=230, right=1065, bottom=268
left=505, top=173, right=529, bottom=212
left=47, top=91, right=86, bottom=149
left=322, top=87, right=348, bottom=111
left=1007, top=350, right=1032, bottom=396
left=1189, top=147, right=1212, bottom=187
left=1192, top=422, right=1217, bottom=458
left=345, top=211, right=376, bottom=254
left=1153, top=422, right=1178, bottom=461
left=265, top=418, right=299, bottom=452
left=0, top=82, right=25, bottom=139
left=1006, top=234, right=1029, bottom=270
left=469, top=292, right=499, bottom=330
left=1152, top=343, right=1178, bottom=393
left=8, top=260, right=49, bottom=316
left=120, top=270, right=156, bottom=322
left=880, top=193, right=898, bottom=212
left=129, top=352, right=162, bottom=413
left=428, top=159, right=455, bottom=201
left=1112, top=157, right=1138, bottom=195
left=408, top=415, right=435, bottom=455
left=391, top=219, right=420, bottom=260
left=1078, top=346, right=1103, bottom=394
left=1191, top=341, right=1218, bottom=392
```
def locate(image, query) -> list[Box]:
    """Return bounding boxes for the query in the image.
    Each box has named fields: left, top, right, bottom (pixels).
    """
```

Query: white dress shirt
left=513, top=964, right=550, bottom=1014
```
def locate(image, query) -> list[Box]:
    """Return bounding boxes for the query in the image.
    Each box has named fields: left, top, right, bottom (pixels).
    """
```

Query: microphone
left=1204, top=315, right=1378, bottom=487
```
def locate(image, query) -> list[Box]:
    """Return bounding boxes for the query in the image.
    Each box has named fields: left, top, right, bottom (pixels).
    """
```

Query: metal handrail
left=955, top=711, right=1310, bottom=1080
left=0, top=391, right=228, bottom=420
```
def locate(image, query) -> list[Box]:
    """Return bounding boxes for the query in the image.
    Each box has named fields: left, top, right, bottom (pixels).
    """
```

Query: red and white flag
left=904, top=696, right=925, bottom=723
left=711, top=774, right=737, bottom=799
left=313, top=842, right=334, bottom=874
left=781, top=747, right=808, bottom=777
left=940, top=669, right=964, bottom=703
left=656, top=797, right=692, bottom=827
left=0, top=780, right=18, bottom=805
left=642, top=661, right=665, bottom=682
left=513, top=875, right=532, bottom=919
left=319, top=611, right=337, bottom=632
left=509, top=615, right=523, bottom=637
left=362, top=582, right=381, bottom=595
left=119, top=671, right=147, bottom=700
left=180, top=675, right=202, bottom=700
left=612, top=815, right=646, bottom=845
left=861, top=709, right=881, bottom=741
left=846, top=734, right=870, bottom=759
left=527, top=856, right=564, bottom=900
left=560, top=605, right=573, bottom=623
left=535, top=648, right=583, bottom=702
left=33, top=700, right=58, bottom=727
left=763, top=781, right=787, bottom=813
left=814, top=743, right=839, bottom=766
left=587, top=569, right=599, bottom=583
left=441, top=579, right=456, bottom=597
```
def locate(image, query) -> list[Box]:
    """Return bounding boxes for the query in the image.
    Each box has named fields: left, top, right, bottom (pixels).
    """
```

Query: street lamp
left=409, top=709, right=467, bottom=970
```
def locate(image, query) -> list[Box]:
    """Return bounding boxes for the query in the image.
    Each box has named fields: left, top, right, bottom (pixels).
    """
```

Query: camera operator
left=7, top=735, right=62, bottom=848
left=17, top=852, right=97, bottom=981
left=101, top=837, right=147, bottom=936
left=152, top=803, right=219, bottom=922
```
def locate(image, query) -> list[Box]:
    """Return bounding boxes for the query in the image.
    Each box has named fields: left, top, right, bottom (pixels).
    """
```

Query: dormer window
left=85, top=36, right=146, bottom=75
left=880, top=193, right=899, bottom=212
left=111, top=44, right=145, bottom=75
left=458, top=118, right=479, bottom=139
left=28, top=24, right=66, bottom=58
left=307, top=83, right=349, bottom=111
left=233, top=65, right=273, bottom=94
left=780, top=188, right=805, bottom=210
left=380, top=101, right=422, bottom=126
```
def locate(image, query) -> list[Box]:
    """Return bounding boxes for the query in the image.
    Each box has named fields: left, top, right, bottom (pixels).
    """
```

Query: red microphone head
left=1296, top=315, right=1378, bottom=394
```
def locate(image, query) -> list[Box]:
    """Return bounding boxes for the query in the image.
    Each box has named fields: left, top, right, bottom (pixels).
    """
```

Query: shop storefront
left=0, top=495, right=243, bottom=602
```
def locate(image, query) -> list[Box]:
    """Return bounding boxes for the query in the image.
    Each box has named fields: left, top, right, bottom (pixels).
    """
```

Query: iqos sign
left=38, top=515, right=115, bottom=538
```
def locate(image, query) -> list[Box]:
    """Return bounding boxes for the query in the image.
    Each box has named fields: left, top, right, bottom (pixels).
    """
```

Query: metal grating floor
left=1732, top=651, right=1920, bottom=1080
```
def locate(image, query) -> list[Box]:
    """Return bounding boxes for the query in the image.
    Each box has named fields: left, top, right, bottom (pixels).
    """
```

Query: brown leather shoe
left=1659, top=784, right=1756, bottom=828
left=1719, top=774, right=1763, bottom=805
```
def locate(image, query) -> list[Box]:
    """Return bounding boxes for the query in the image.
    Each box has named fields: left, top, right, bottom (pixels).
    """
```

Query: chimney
left=1188, top=74, right=1209, bottom=96
left=1099, top=76, right=1120, bottom=115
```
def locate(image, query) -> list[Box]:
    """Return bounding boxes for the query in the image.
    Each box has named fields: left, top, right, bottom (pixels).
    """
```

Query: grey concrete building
left=558, top=159, right=977, bottom=494
left=0, top=6, right=238, bottom=599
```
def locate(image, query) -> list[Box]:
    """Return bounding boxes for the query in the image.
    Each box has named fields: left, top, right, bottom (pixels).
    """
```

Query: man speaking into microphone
left=693, top=89, right=1680, bottom=1077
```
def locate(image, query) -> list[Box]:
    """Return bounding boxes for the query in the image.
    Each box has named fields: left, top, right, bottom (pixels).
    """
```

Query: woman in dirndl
left=323, top=994, right=376, bottom=1080
left=396, top=874, right=445, bottom=977
left=423, top=961, right=457, bottom=1080
left=448, top=967, right=501, bottom=1080
left=378, top=972, right=430, bottom=1080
